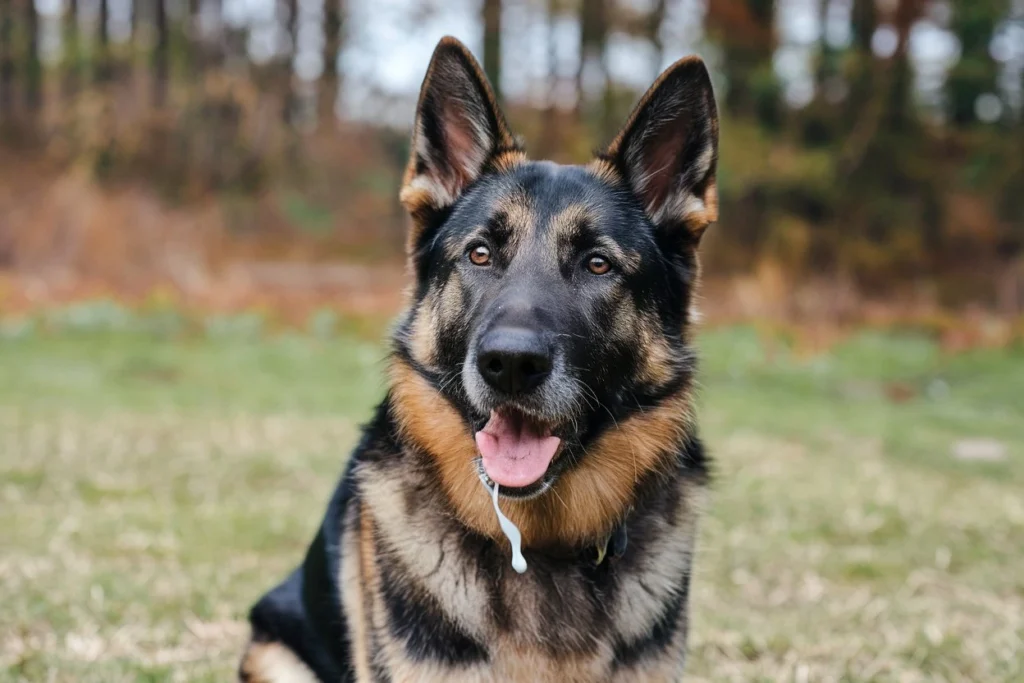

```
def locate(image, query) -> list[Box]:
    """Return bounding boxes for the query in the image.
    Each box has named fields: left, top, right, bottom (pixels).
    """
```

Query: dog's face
left=393, top=37, right=718, bottom=512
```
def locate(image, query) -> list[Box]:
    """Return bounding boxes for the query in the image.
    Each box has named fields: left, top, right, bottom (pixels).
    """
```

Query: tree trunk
left=63, top=0, right=79, bottom=99
left=185, top=0, right=202, bottom=76
left=576, top=0, right=610, bottom=136
left=281, top=0, right=298, bottom=125
left=130, top=0, right=139, bottom=43
left=846, top=0, right=877, bottom=121
left=885, top=0, right=926, bottom=132
left=646, top=0, right=666, bottom=79
left=839, top=0, right=925, bottom=171
left=947, top=0, right=1002, bottom=126
left=705, top=0, right=777, bottom=124
left=153, top=0, right=169, bottom=106
left=539, top=0, right=559, bottom=156
left=814, top=0, right=840, bottom=97
left=204, top=0, right=227, bottom=68
left=0, top=0, right=13, bottom=117
left=320, top=0, right=344, bottom=126
left=224, top=0, right=247, bottom=70
left=25, top=0, right=42, bottom=111
left=95, top=0, right=110, bottom=83
left=482, top=0, right=502, bottom=101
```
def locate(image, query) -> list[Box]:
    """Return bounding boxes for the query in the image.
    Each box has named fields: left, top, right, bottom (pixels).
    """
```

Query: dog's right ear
left=400, top=37, right=523, bottom=250
left=599, top=56, right=719, bottom=245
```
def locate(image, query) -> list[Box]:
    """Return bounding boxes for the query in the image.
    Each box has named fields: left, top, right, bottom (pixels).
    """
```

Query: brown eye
left=587, top=255, right=611, bottom=275
left=469, top=244, right=492, bottom=266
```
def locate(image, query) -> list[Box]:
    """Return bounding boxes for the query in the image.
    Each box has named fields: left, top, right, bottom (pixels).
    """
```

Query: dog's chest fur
left=340, top=449, right=704, bottom=682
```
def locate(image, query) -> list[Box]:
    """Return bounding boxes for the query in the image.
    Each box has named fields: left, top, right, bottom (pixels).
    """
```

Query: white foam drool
left=490, top=483, right=527, bottom=573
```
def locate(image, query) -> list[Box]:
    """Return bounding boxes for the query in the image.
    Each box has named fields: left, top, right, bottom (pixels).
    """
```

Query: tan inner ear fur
left=388, top=357, right=693, bottom=548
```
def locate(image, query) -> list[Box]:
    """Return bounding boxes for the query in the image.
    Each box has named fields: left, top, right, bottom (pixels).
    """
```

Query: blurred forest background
left=0, top=0, right=1022, bottom=330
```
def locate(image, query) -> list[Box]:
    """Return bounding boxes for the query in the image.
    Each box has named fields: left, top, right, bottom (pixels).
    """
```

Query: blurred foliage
left=0, top=0, right=1021, bottom=314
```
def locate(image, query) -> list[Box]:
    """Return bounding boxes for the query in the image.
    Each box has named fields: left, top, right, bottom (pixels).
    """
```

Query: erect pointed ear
left=599, top=56, right=719, bottom=243
left=400, top=37, right=524, bottom=246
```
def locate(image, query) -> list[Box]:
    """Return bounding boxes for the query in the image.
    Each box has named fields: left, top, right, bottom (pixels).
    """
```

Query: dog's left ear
left=401, top=37, right=522, bottom=248
left=601, top=56, right=719, bottom=244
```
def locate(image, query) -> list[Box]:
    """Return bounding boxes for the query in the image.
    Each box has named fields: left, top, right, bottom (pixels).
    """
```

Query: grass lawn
left=1, top=323, right=1021, bottom=682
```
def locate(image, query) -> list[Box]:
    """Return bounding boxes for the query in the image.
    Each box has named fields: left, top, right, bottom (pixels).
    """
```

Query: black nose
left=476, top=327, right=552, bottom=395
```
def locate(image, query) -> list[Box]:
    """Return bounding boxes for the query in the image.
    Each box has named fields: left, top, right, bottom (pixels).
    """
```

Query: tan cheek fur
left=635, top=312, right=676, bottom=387
left=406, top=270, right=466, bottom=370
left=407, top=292, right=441, bottom=368
left=602, top=292, right=675, bottom=388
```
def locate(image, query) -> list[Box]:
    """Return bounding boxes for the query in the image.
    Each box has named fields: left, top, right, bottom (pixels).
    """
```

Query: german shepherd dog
left=240, top=35, right=719, bottom=683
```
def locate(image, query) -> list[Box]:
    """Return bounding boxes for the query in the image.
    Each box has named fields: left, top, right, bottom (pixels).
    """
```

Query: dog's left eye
left=468, top=244, right=492, bottom=266
left=586, top=255, right=611, bottom=275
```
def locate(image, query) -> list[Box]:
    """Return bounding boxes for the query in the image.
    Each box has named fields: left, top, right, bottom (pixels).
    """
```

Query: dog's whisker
left=549, top=484, right=570, bottom=512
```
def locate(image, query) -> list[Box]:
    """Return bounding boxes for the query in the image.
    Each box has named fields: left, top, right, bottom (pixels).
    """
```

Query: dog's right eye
left=586, top=255, right=612, bottom=275
left=468, top=245, right=492, bottom=266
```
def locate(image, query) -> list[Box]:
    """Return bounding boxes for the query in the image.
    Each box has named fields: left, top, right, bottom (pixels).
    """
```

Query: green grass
left=1, top=325, right=1021, bottom=682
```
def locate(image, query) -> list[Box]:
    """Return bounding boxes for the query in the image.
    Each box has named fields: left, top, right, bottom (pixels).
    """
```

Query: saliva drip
left=490, top=483, right=527, bottom=573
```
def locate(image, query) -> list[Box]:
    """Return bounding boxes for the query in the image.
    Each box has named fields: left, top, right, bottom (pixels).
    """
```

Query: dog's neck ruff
left=481, top=477, right=628, bottom=573
left=388, top=356, right=692, bottom=549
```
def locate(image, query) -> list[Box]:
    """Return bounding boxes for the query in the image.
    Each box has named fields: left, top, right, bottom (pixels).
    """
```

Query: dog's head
left=390, top=37, right=717, bottom=544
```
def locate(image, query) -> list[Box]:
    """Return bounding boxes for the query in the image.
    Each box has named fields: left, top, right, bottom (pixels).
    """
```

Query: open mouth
left=474, top=408, right=561, bottom=497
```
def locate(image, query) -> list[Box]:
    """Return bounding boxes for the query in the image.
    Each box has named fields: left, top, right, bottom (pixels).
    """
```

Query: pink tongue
left=475, top=411, right=561, bottom=488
